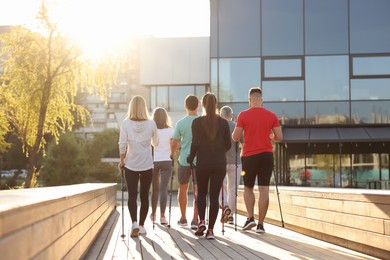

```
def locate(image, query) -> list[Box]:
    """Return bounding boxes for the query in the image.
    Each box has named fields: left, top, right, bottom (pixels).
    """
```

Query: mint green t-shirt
left=172, top=115, right=198, bottom=167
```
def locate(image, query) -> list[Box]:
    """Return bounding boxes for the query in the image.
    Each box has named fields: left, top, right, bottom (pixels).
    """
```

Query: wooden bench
left=237, top=186, right=390, bottom=260
left=0, top=183, right=116, bottom=259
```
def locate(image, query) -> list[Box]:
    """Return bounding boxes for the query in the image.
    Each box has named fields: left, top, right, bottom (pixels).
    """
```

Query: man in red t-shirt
left=232, top=87, right=283, bottom=233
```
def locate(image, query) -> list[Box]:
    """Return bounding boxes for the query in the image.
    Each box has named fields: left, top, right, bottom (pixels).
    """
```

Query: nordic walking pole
left=168, top=158, right=174, bottom=228
left=120, top=167, right=126, bottom=239
left=273, top=169, right=284, bottom=228
left=234, top=142, right=238, bottom=231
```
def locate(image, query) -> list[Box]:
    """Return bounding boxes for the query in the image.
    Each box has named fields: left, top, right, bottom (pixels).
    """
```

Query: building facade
left=210, top=0, right=390, bottom=188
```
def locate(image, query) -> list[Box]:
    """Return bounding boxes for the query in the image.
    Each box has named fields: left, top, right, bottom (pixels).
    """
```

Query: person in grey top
left=219, top=106, right=242, bottom=225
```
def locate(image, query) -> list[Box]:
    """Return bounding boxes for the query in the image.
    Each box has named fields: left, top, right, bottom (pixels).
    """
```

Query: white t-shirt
left=154, top=127, right=174, bottom=162
left=119, top=119, right=158, bottom=171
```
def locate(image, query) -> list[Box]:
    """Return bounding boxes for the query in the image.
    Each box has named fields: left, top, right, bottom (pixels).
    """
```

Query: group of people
left=118, top=87, right=283, bottom=239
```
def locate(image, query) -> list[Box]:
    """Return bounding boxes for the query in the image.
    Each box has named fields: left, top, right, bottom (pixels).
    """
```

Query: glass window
left=264, top=102, right=305, bottom=125
left=263, top=58, right=302, bottom=79
left=306, top=102, right=350, bottom=124
left=351, top=101, right=390, bottom=124
left=262, top=0, right=303, bottom=55
left=305, top=0, right=348, bottom=55
left=169, top=86, right=194, bottom=111
left=352, top=56, right=390, bottom=77
left=351, top=79, right=390, bottom=100
left=219, top=58, right=260, bottom=102
left=210, top=0, right=218, bottom=58
left=262, top=81, right=304, bottom=101
left=306, top=56, right=349, bottom=101
left=210, top=59, right=218, bottom=94
left=195, top=85, right=206, bottom=100
left=150, top=86, right=168, bottom=111
left=218, top=0, right=261, bottom=57
left=350, top=0, right=390, bottom=53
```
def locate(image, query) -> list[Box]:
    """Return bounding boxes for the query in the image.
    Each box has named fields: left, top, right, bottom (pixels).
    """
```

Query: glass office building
left=210, top=0, right=390, bottom=188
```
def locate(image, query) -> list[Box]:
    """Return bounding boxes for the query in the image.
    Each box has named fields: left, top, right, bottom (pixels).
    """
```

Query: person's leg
left=191, top=168, right=199, bottom=223
left=226, top=164, right=237, bottom=212
left=195, top=165, right=208, bottom=222
left=177, top=164, right=190, bottom=222
left=258, top=185, right=270, bottom=224
left=139, top=169, right=153, bottom=226
left=159, top=161, right=171, bottom=218
left=207, top=166, right=225, bottom=230
left=151, top=164, right=161, bottom=220
left=242, top=156, right=257, bottom=219
left=257, top=152, right=274, bottom=226
left=125, top=168, right=139, bottom=223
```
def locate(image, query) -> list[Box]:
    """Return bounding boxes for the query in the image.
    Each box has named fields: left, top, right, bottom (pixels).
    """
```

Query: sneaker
left=139, top=225, right=147, bottom=235
left=256, top=223, right=265, bottom=233
left=220, top=206, right=231, bottom=223
left=131, top=222, right=140, bottom=237
left=177, top=218, right=188, bottom=226
left=205, top=229, right=215, bottom=240
left=227, top=216, right=234, bottom=225
left=160, top=217, right=168, bottom=225
left=195, top=220, right=206, bottom=236
left=191, top=220, right=198, bottom=230
left=242, top=217, right=256, bottom=230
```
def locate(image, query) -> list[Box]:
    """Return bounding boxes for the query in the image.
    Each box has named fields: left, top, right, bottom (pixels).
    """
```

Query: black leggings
left=196, top=164, right=226, bottom=230
left=125, top=168, right=153, bottom=226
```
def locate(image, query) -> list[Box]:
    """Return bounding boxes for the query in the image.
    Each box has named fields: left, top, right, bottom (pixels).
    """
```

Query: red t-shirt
left=236, top=107, right=280, bottom=157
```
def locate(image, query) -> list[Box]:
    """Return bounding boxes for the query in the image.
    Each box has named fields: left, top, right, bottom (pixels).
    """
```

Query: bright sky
left=0, top=0, right=210, bottom=57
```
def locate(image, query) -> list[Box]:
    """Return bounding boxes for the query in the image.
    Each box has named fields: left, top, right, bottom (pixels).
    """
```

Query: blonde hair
left=128, top=95, right=149, bottom=121
left=152, top=107, right=172, bottom=129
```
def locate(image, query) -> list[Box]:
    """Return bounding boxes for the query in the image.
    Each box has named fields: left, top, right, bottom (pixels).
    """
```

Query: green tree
left=40, top=132, right=86, bottom=186
left=0, top=6, right=118, bottom=187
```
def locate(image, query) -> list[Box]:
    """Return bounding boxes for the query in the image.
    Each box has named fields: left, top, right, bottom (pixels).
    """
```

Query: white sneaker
left=131, top=222, right=139, bottom=237
left=139, top=225, right=147, bottom=235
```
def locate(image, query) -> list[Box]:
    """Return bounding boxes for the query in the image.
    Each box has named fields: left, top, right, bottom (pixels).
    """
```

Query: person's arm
left=223, top=121, right=232, bottom=151
left=187, top=120, right=199, bottom=164
left=170, top=138, right=180, bottom=159
left=271, top=126, right=283, bottom=142
left=232, top=126, right=243, bottom=142
left=151, top=121, right=159, bottom=147
left=118, top=123, right=127, bottom=169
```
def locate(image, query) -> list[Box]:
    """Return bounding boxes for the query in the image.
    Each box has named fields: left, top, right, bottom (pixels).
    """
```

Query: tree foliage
left=0, top=5, right=118, bottom=187
left=40, top=132, right=86, bottom=186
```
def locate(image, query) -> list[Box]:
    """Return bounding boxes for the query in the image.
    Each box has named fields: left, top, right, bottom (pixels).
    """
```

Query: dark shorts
left=242, top=152, right=273, bottom=188
left=177, top=163, right=196, bottom=185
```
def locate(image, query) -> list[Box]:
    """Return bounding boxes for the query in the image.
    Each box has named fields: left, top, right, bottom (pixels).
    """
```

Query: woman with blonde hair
left=118, top=95, right=159, bottom=237
left=150, top=107, right=174, bottom=225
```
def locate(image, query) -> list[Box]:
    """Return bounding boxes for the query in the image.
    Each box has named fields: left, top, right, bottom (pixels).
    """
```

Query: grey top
left=226, top=120, right=242, bottom=165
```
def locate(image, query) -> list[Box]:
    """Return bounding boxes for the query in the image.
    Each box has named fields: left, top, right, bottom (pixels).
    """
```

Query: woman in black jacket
left=187, top=93, right=231, bottom=239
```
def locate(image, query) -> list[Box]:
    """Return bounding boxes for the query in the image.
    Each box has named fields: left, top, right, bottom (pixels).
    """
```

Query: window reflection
left=351, top=101, right=390, bottom=124
left=169, top=86, right=194, bottom=111
left=352, top=56, right=390, bottom=76
left=306, top=102, right=349, bottom=124
left=306, top=56, right=349, bottom=100
left=350, top=0, right=390, bottom=53
left=262, top=0, right=303, bottom=55
left=264, top=102, right=304, bottom=125
left=262, top=81, right=304, bottom=102
left=218, top=0, right=261, bottom=57
left=263, top=58, right=302, bottom=78
left=219, top=58, right=260, bottom=102
left=305, top=0, right=348, bottom=55
left=211, top=59, right=218, bottom=94
left=351, top=79, right=390, bottom=100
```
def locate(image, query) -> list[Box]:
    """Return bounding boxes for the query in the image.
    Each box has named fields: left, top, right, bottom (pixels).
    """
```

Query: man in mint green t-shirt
left=170, top=95, right=199, bottom=230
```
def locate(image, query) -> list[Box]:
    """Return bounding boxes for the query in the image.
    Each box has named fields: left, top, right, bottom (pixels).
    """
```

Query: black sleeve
left=223, top=120, right=232, bottom=151
left=187, top=119, right=200, bottom=164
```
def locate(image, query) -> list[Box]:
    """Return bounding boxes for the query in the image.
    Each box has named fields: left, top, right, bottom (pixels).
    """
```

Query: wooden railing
left=237, top=186, right=390, bottom=260
left=0, top=183, right=116, bottom=260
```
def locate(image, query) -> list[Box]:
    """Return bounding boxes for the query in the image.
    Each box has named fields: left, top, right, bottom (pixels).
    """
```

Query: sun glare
left=44, top=0, right=210, bottom=59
